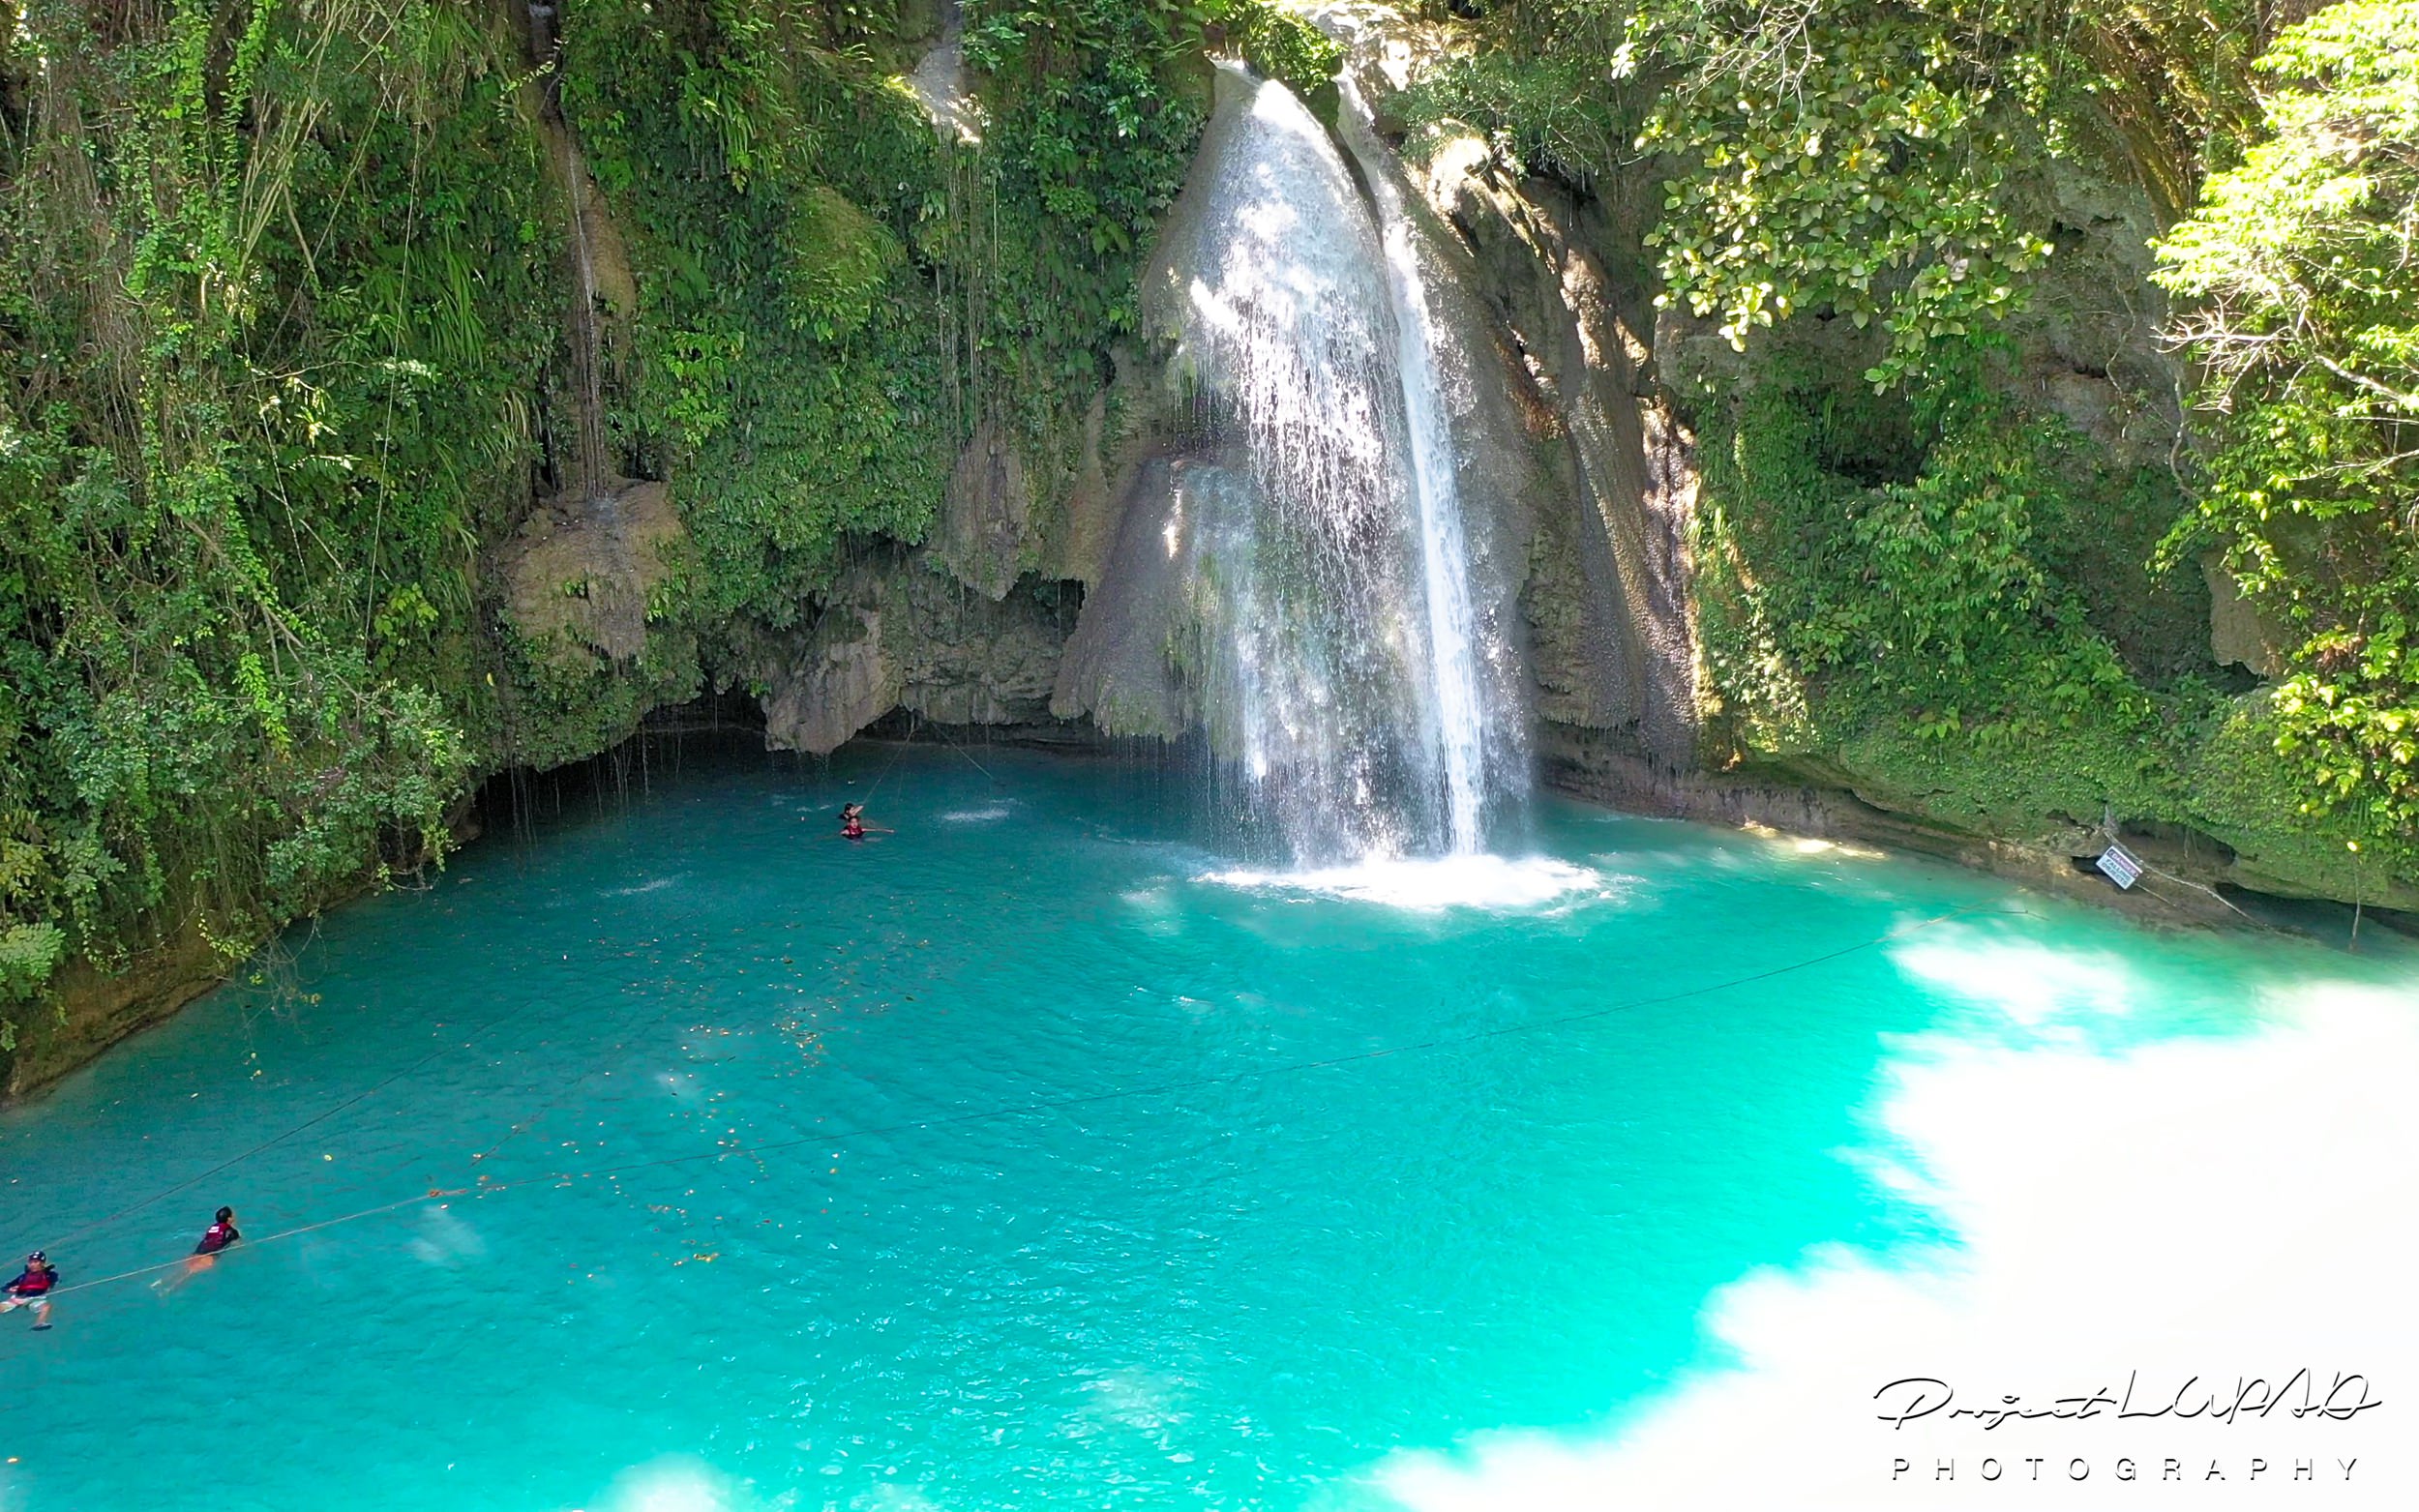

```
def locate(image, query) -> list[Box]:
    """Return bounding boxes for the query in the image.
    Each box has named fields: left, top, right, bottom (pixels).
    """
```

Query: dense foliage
left=1685, top=350, right=2318, bottom=863
left=959, top=0, right=1336, bottom=415
left=2, top=1, right=547, bottom=1028
left=0, top=0, right=1249, bottom=1053
left=1403, top=0, right=2262, bottom=384
left=6, top=0, right=2418, bottom=1069
left=1402, top=0, right=2410, bottom=891
left=557, top=0, right=952, bottom=625
left=2154, top=0, right=2419, bottom=850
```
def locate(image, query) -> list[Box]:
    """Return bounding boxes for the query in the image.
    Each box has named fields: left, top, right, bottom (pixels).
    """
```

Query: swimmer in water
left=838, top=802, right=892, bottom=841
left=3, top=1251, right=58, bottom=1329
left=194, top=1206, right=241, bottom=1256
left=155, top=1205, right=243, bottom=1296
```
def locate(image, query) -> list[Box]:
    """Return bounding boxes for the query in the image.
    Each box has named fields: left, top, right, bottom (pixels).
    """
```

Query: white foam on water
left=596, top=1456, right=738, bottom=1512
left=1364, top=964, right=2419, bottom=1510
left=938, top=804, right=1014, bottom=824
left=404, top=1203, right=489, bottom=1269
left=1073, top=1366, right=1195, bottom=1443
left=1196, top=853, right=1610, bottom=912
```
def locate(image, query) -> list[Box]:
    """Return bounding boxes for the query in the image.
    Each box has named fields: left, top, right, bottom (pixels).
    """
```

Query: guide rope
left=34, top=1192, right=462, bottom=1302
left=858, top=727, right=910, bottom=802
left=924, top=720, right=1000, bottom=785
left=33, top=744, right=933, bottom=1260
left=29, top=988, right=566, bottom=1256
left=10, top=902, right=2025, bottom=1312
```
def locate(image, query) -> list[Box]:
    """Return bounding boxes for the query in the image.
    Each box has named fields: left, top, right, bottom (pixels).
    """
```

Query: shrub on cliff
left=2155, top=0, right=2419, bottom=859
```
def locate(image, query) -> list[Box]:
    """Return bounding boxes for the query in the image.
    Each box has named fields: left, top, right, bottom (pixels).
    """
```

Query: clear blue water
left=0, top=746, right=2399, bottom=1510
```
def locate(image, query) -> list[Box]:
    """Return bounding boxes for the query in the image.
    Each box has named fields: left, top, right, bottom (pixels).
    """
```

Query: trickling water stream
left=558, top=133, right=610, bottom=504
left=531, top=3, right=610, bottom=504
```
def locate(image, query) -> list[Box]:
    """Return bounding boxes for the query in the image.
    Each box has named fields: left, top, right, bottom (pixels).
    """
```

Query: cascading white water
left=1142, top=64, right=1513, bottom=861
left=1338, top=79, right=1490, bottom=856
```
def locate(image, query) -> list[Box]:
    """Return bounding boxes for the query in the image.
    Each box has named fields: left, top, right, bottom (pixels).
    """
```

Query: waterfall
left=1338, top=80, right=1490, bottom=856
left=1141, top=65, right=1512, bottom=862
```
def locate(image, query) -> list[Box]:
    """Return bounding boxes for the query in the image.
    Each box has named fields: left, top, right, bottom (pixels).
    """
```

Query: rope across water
left=8, top=903, right=2026, bottom=1316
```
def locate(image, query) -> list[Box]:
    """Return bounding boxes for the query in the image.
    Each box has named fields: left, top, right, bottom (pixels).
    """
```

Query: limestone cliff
left=512, top=10, right=2391, bottom=925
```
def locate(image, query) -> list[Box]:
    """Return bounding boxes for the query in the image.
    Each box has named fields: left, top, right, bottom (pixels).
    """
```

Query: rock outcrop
left=498, top=8, right=2387, bottom=928
left=497, top=481, right=685, bottom=666
left=934, top=419, right=1035, bottom=601
left=1408, top=138, right=1701, bottom=764
left=759, top=557, right=1076, bottom=756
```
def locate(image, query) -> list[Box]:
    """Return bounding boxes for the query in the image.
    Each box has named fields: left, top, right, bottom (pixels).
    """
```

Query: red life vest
left=10, top=1266, right=56, bottom=1296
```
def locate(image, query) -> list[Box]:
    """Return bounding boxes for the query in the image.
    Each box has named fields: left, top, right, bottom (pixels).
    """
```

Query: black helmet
left=25, top=1251, right=45, bottom=1263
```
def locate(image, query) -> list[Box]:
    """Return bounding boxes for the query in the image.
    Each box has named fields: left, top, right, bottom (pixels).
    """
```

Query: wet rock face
left=891, top=568, right=1074, bottom=727
left=1050, top=457, right=1197, bottom=740
left=1386, top=121, right=1703, bottom=767
left=761, top=598, right=896, bottom=757
left=498, top=481, right=685, bottom=666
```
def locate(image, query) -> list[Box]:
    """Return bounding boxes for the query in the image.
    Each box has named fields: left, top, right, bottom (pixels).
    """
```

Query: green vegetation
left=1411, top=0, right=2412, bottom=892
left=958, top=0, right=1336, bottom=412
left=1685, top=348, right=2320, bottom=863
left=557, top=0, right=953, bottom=625
left=2, top=0, right=541, bottom=1036
left=2153, top=0, right=2419, bottom=856
left=5, top=0, right=2418, bottom=1074
left=1403, top=1, right=2262, bottom=385
left=0, top=0, right=1246, bottom=1058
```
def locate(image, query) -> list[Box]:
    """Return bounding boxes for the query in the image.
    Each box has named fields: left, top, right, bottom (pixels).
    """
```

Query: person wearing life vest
left=153, top=1206, right=241, bottom=1298
left=3, top=1251, right=59, bottom=1329
left=841, top=803, right=867, bottom=841
left=194, top=1207, right=241, bottom=1256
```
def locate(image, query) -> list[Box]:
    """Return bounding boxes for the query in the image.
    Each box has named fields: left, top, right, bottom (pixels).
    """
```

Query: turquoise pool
left=2, top=746, right=2410, bottom=1510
